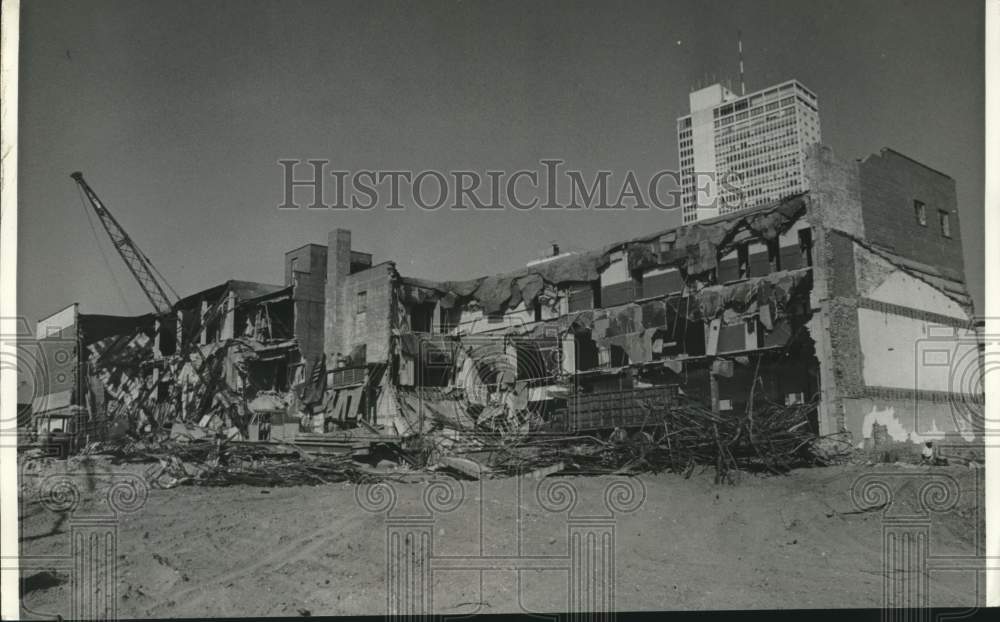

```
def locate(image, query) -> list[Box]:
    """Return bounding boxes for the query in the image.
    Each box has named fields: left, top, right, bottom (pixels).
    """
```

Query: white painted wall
left=691, top=106, right=720, bottom=217
left=599, top=251, right=631, bottom=288
left=867, top=272, right=967, bottom=318
left=851, top=401, right=977, bottom=447
left=857, top=308, right=980, bottom=392
left=36, top=303, right=77, bottom=339
left=457, top=303, right=536, bottom=335
left=853, top=243, right=968, bottom=319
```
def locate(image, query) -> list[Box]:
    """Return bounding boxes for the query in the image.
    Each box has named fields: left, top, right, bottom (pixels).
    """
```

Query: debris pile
left=395, top=390, right=825, bottom=482
left=94, top=436, right=382, bottom=488
left=86, top=330, right=297, bottom=442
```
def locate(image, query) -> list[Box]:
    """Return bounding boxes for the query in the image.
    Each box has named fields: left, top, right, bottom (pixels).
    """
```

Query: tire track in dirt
left=146, top=509, right=371, bottom=616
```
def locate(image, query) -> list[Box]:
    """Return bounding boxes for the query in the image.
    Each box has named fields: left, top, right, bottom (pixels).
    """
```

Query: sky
left=17, top=0, right=985, bottom=325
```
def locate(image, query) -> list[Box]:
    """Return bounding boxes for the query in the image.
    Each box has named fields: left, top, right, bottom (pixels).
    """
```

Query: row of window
left=715, top=100, right=799, bottom=128
left=712, top=82, right=806, bottom=119
left=717, top=126, right=798, bottom=152
left=913, top=200, right=952, bottom=238
left=719, top=143, right=800, bottom=170
left=568, top=230, right=814, bottom=311
left=717, top=115, right=798, bottom=145
left=718, top=129, right=798, bottom=153
left=714, top=86, right=817, bottom=118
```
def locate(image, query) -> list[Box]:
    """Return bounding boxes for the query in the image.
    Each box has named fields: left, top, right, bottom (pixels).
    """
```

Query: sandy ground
left=18, top=455, right=985, bottom=618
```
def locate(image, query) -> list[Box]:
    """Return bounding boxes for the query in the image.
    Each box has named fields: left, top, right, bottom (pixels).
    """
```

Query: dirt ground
left=18, top=455, right=986, bottom=618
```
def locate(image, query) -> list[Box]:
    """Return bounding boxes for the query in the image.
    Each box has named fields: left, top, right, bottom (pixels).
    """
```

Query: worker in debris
left=921, top=441, right=948, bottom=466
left=259, top=415, right=271, bottom=441
left=215, top=426, right=230, bottom=466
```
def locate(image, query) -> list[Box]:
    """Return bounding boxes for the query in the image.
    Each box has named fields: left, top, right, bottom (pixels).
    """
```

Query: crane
left=71, top=172, right=176, bottom=315
left=71, top=171, right=242, bottom=426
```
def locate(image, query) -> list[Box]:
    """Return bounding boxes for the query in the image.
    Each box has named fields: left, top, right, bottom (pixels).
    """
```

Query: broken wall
left=325, top=261, right=395, bottom=365
left=30, top=304, right=166, bottom=416
left=286, top=243, right=328, bottom=372
left=31, top=304, right=84, bottom=415
left=843, top=243, right=980, bottom=446
left=323, top=228, right=394, bottom=365
left=805, top=147, right=980, bottom=445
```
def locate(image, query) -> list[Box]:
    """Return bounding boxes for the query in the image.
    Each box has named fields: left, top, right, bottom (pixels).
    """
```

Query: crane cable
left=76, top=182, right=134, bottom=314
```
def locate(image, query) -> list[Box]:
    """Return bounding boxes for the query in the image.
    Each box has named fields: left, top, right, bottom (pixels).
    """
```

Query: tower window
left=939, top=210, right=952, bottom=238
left=356, top=291, right=367, bottom=314
left=914, top=200, right=927, bottom=226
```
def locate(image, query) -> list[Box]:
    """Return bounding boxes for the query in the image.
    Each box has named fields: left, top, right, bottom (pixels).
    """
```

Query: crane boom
left=71, top=172, right=175, bottom=315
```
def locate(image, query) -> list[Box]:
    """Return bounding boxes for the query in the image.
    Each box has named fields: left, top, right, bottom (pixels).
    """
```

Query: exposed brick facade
left=803, top=144, right=864, bottom=238
left=858, top=148, right=965, bottom=280
left=805, top=146, right=977, bottom=444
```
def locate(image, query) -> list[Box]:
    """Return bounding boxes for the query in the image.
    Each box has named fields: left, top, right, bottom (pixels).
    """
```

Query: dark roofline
left=862, top=148, right=954, bottom=181
left=285, top=242, right=328, bottom=254
left=241, top=284, right=294, bottom=305
left=399, top=275, right=447, bottom=290
left=344, top=260, right=395, bottom=277
left=174, top=279, right=284, bottom=309
left=613, top=192, right=808, bottom=249
left=78, top=311, right=154, bottom=322
left=397, top=193, right=807, bottom=287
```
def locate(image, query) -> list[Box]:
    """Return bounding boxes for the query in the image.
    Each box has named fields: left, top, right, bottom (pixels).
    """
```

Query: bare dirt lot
left=19, top=456, right=985, bottom=618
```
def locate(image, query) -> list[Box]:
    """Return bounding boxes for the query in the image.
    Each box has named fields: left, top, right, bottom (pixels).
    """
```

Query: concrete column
left=431, top=302, right=442, bottom=335
left=221, top=291, right=236, bottom=340
left=199, top=300, right=209, bottom=345
left=562, top=334, right=577, bottom=374
left=175, top=310, right=184, bottom=349
left=153, top=318, right=162, bottom=359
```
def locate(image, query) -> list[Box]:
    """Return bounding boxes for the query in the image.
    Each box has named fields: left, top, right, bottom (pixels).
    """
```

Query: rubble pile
left=397, top=393, right=825, bottom=482
left=86, top=329, right=297, bottom=442
left=94, top=437, right=382, bottom=488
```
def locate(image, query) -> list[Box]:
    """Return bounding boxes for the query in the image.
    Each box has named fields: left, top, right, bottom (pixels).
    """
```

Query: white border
left=0, top=0, right=994, bottom=616
left=985, top=0, right=999, bottom=609
left=0, top=0, right=20, bottom=618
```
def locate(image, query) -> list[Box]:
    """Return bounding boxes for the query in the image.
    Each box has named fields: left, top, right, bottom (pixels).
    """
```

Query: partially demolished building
left=32, top=279, right=302, bottom=447
left=311, top=144, right=982, bottom=449
left=31, top=144, right=982, bottom=454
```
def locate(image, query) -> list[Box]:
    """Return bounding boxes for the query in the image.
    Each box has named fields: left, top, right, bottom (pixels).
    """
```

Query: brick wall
left=858, top=148, right=965, bottom=280
left=803, top=144, right=865, bottom=238
left=285, top=244, right=327, bottom=368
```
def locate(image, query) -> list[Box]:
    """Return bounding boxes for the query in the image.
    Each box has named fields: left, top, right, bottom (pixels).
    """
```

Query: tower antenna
left=738, top=30, right=746, bottom=95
